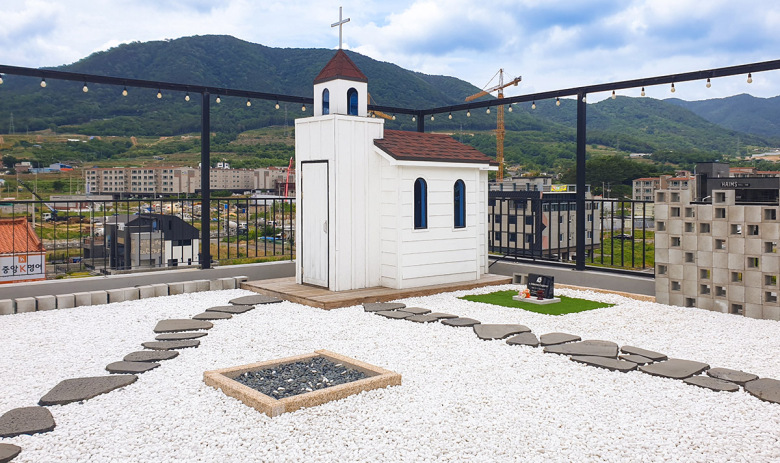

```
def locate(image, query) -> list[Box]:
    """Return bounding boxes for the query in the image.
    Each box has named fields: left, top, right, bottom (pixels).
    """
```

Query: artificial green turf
left=459, top=290, right=614, bottom=315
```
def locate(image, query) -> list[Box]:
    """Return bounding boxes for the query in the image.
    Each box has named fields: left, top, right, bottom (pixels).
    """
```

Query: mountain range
left=0, top=34, right=778, bottom=171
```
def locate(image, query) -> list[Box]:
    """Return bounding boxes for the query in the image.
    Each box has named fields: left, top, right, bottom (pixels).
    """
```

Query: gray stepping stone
left=426, top=312, right=458, bottom=320
left=744, top=378, right=780, bottom=404
left=706, top=367, right=759, bottom=386
left=441, top=317, right=480, bottom=327
left=544, top=340, right=619, bottom=358
left=141, top=340, right=200, bottom=350
left=0, top=443, right=21, bottom=462
left=206, top=305, right=254, bottom=314
left=684, top=376, right=740, bottom=392
left=192, top=311, right=232, bottom=320
left=620, top=346, right=668, bottom=362
left=570, top=355, right=638, bottom=372
left=406, top=314, right=440, bottom=323
left=153, top=319, right=213, bottom=333
left=540, top=333, right=581, bottom=346
left=375, top=310, right=413, bottom=319
left=639, top=359, right=710, bottom=380
left=0, top=407, right=55, bottom=438
left=155, top=332, right=208, bottom=341
left=473, top=324, right=530, bottom=340
left=619, top=354, right=654, bottom=365
left=400, top=307, right=431, bottom=315
left=39, top=375, right=137, bottom=406
left=506, top=332, right=540, bottom=347
left=106, top=361, right=160, bottom=374
left=362, top=302, right=406, bottom=312
left=229, top=295, right=282, bottom=305
left=123, top=350, right=179, bottom=362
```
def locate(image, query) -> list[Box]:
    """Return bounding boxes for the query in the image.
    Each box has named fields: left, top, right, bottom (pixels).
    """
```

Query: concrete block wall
left=0, top=275, right=251, bottom=315
left=655, top=187, right=780, bottom=320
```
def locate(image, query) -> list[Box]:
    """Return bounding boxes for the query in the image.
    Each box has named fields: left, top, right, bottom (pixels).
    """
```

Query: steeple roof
left=375, top=130, right=499, bottom=166
left=313, top=50, right=368, bottom=84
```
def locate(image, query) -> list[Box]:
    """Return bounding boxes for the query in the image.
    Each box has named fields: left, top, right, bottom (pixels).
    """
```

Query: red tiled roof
left=313, top=50, right=368, bottom=84
left=375, top=130, right=498, bottom=165
left=0, top=217, right=44, bottom=255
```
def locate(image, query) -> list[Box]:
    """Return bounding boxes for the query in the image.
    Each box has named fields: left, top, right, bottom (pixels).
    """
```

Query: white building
left=295, top=50, right=497, bottom=291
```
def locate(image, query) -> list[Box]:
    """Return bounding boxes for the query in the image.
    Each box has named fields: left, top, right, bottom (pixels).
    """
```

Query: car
left=613, top=234, right=634, bottom=240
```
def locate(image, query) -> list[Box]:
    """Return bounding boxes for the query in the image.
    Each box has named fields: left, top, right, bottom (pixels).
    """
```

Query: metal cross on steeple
left=331, top=6, right=350, bottom=49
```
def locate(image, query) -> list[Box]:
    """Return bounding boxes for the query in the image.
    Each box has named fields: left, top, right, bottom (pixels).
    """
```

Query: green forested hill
left=666, top=94, right=780, bottom=139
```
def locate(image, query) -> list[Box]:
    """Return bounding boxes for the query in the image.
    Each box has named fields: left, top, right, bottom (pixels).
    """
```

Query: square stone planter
left=204, top=349, right=401, bottom=417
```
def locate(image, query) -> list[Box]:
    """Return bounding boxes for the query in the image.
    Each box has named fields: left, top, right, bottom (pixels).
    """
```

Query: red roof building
left=0, top=217, right=46, bottom=283
left=375, top=130, right=498, bottom=166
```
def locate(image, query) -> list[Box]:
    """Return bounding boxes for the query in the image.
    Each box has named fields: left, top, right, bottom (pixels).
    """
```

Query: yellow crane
left=466, top=69, right=521, bottom=181
left=368, top=93, right=395, bottom=121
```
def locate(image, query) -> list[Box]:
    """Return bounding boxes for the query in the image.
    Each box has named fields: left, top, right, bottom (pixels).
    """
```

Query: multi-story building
left=489, top=180, right=601, bottom=262
left=85, top=166, right=294, bottom=197
left=655, top=162, right=780, bottom=320
left=632, top=172, right=694, bottom=201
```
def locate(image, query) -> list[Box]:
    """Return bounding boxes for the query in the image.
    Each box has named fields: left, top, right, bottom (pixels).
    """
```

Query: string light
left=582, top=95, right=587, bottom=103
left=486, top=107, right=491, bottom=114
left=275, top=101, right=280, bottom=110
left=184, top=92, right=190, bottom=102
left=82, top=82, right=88, bottom=93
left=448, top=112, right=452, bottom=119
left=670, top=83, right=676, bottom=93
left=412, top=115, right=416, bottom=122
left=508, top=104, right=513, bottom=112
left=556, top=97, right=560, bottom=106
left=431, top=114, right=435, bottom=121
left=706, top=78, right=711, bottom=88
left=246, top=99, right=252, bottom=107
left=40, top=78, right=46, bottom=88
left=301, top=104, right=306, bottom=111
left=392, top=114, right=396, bottom=120
left=531, top=101, right=536, bottom=109
left=157, top=89, right=162, bottom=99
left=611, top=90, right=616, bottom=100
left=0, top=74, right=4, bottom=85
left=747, top=73, right=753, bottom=84
left=122, top=86, right=128, bottom=97
left=641, top=87, right=645, bottom=97
left=466, top=110, right=471, bottom=117
left=215, top=95, right=221, bottom=104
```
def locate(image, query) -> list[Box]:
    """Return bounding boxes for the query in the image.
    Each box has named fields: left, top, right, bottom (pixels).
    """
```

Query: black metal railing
left=0, top=196, right=294, bottom=279
left=488, top=192, right=654, bottom=272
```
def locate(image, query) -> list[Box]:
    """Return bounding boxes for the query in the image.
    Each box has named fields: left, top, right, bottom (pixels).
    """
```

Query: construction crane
left=368, top=93, right=395, bottom=121
left=466, top=69, right=521, bottom=182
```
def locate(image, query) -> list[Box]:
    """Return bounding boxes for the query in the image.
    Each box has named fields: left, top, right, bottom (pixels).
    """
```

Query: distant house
left=105, top=214, right=199, bottom=270
left=0, top=217, right=46, bottom=283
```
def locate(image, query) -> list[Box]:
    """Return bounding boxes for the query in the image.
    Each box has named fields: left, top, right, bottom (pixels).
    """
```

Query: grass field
left=459, top=290, right=614, bottom=315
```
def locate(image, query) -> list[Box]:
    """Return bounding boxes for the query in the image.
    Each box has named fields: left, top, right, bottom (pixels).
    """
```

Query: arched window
left=414, top=178, right=427, bottom=229
left=454, top=179, right=466, bottom=228
left=347, top=88, right=358, bottom=116
left=322, top=88, right=330, bottom=115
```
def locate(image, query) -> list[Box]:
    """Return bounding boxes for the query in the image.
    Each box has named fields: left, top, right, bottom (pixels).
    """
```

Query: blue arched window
left=322, top=88, right=330, bottom=115
left=347, top=88, right=358, bottom=116
left=414, top=178, right=427, bottom=229
left=454, top=179, right=466, bottom=228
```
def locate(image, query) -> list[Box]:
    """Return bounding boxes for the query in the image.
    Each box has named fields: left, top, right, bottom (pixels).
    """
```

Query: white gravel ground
left=1, top=285, right=779, bottom=462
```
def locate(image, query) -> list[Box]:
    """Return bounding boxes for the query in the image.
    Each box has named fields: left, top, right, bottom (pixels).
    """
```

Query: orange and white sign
left=0, top=253, right=46, bottom=283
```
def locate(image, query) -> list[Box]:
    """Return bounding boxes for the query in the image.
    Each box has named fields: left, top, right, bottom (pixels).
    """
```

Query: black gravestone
left=527, top=273, right=554, bottom=299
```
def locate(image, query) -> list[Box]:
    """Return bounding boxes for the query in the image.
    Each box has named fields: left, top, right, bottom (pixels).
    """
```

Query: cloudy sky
left=2, top=0, right=779, bottom=102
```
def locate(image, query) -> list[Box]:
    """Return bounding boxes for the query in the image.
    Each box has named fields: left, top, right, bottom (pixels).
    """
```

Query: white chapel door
left=301, top=161, right=329, bottom=287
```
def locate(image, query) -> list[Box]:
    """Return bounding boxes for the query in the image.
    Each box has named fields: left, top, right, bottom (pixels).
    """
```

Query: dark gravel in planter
left=233, top=357, right=369, bottom=399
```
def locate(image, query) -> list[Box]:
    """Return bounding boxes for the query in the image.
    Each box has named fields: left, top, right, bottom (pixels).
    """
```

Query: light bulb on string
left=82, top=82, right=88, bottom=93
left=392, top=115, right=396, bottom=120
left=157, top=89, right=162, bottom=99
left=275, top=101, right=280, bottom=110
left=40, top=78, right=47, bottom=88
left=706, top=78, right=711, bottom=88
left=486, top=107, right=491, bottom=114
left=448, top=113, right=452, bottom=120
left=582, top=95, right=587, bottom=103
left=246, top=99, right=252, bottom=107
left=670, top=83, right=675, bottom=93
left=122, top=87, right=128, bottom=97
left=466, top=110, right=471, bottom=117
left=215, top=95, right=221, bottom=104
left=184, top=93, right=190, bottom=102
left=412, top=115, right=416, bottom=122
left=611, top=90, right=616, bottom=100
left=0, top=74, right=4, bottom=85
left=508, top=104, right=513, bottom=112
left=556, top=97, right=560, bottom=106
left=641, top=87, right=645, bottom=97
left=431, top=114, right=435, bottom=121
left=747, top=73, right=753, bottom=84
left=301, top=104, right=306, bottom=112
left=531, top=101, right=536, bottom=109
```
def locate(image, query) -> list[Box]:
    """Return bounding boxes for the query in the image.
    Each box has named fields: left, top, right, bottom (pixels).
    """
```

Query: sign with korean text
left=0, top=253, right=46, bottom=283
